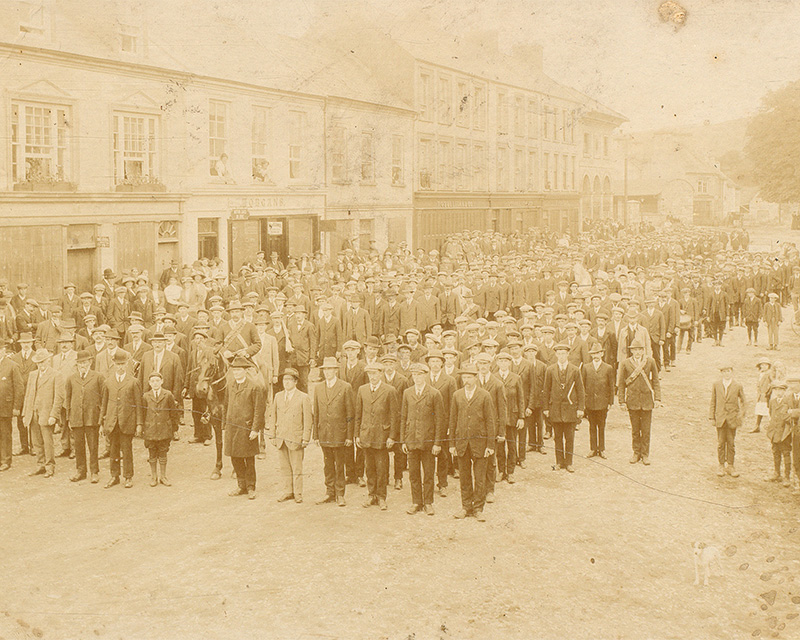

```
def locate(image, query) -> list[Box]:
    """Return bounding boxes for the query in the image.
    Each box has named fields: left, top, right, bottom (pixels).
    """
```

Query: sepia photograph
left=1, top=1, right=800, bottom=638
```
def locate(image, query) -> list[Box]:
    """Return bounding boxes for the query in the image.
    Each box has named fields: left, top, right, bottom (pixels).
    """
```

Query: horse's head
left=195, top=338, right=222, bottom=398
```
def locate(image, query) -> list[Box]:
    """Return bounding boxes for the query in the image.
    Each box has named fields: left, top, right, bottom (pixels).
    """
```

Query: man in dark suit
left=106, top=286, right=131, bottom=335
left=475, top=352, right=506, bottom=503
left=313, top=357, right=355, bottom=506
left=706, top=281, right=728, bottom=347
left=543, top=343, right=585, bottom=473
left=342, top=295, right=372, bottom=345
left=287, top=307, right=317, bottom=392
left=438, top=278, right=462, bottom=330
left=521, top=343, right=547, bottom=458
left=138, top=333, right=184, bottom=400
left=617, top=337, right=661, bottom=465
left=63, top=350, right=103, bottom=482
left=100, top=350, right=143, bottom=488
left=448, top=363, right=496, bottom=522
left=11, top=332, right=36, bottom=455
left=315, top=302, right=341, bottom=361
left=708, top=364, right=746, bottom=478
left=495, top=351, right=525, bottom=483
left=355, top=362, right=399, bottom=511
left=581, top=344, right=615, bottom=459
left=400, top=362, right=445, bottom=515
left=426, top=349, right=457, bottom=496
left=0, top=340, right=24, bottom=471
left=224, top=355, right=267, bottom=500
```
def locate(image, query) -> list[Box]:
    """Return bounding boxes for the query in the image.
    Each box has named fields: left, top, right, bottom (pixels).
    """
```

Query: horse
left=193, top=338, right=228, bottom=479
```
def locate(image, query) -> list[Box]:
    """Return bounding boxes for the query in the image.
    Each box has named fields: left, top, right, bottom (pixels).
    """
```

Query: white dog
left=693, top=542, right=722, bottom=586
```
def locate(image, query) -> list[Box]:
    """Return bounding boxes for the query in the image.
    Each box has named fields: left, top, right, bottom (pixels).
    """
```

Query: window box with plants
left=13, top=167, right=76, bottom=192
left=115, top=175, right=167, bottom=192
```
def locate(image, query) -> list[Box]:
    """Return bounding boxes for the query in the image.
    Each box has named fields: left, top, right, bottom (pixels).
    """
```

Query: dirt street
left=3, top=230, right=800, bottom=640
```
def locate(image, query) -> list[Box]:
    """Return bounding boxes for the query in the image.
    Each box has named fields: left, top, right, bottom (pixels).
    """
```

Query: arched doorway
left=581, top=175, right=591, bottom=224
left=592, top=176, right=601, bottom=219
left=603, top=176, right=611, bottom=218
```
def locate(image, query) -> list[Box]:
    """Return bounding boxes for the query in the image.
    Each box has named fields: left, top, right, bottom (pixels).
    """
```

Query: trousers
left=278, top=443, right=304, bottom=497
left=407, top=448, right=435, bottom=506
left=552, top=421, right=576, bottom=467
left=458, top=445, right=488, bottom=513
left=231, top=456, right=256, bottom=490
left=716, top=421, right=736, bottom=465
left=364, top=447, right=389, bottom=500
left=628, top=409, right=652, bottom=457
left=496, top=425, right=518, bottom=476
left=322, top=446, right=348, bottom=497
left=72, top=425, right=100, bottom=476
left=585, top=409, right=608, bottom=453
left=0, top=417, right=12, bottom=467
left=109, top=428, right=134, bottom=479
left=31, top=416, right=55, bottom=472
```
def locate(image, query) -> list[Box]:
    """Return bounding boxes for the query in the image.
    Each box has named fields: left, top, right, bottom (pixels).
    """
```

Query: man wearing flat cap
left=708, top=364, right=746, bottom=478
left=617, top=337, right=661, bottom=465
left=355, top=362, right=400, bottom=510
left=543, top=343, right=584, bottom=473
left=400, top=362, right=445, bottom=515
left=449, top=363, right=496, bottom=521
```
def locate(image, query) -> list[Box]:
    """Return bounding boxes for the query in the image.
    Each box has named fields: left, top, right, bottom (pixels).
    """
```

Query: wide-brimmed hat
left=458, top=363, right=479, bottom=376
left=76, top=350, right=94, bottom=363
left=319, top=357, right=339, bottom=369
left=32, top=349, right=52, bottom=363
left=755, top=356, right=772, bottom=368
left=629, top=338, right=646, bottom=350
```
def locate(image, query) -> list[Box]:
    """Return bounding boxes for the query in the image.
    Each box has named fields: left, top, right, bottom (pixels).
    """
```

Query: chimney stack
left=512, top=43, right=543, bottom=72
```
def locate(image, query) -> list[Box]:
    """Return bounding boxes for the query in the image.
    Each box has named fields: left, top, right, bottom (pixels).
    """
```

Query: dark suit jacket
left=64, top=370, right=104, bottom=427
left=0, top=357, right=24, bottom=418
left=543, top=362, right=585, bottom=423
left=449, top=387, right=496, bottom=457
left=100, top=373, right=143, bottom=435
left=355, top=382, right=399, bottom=448
left=581, top=361, right=615, bottom=411
left=139, top=349, right=184, bottom=398
left=142, top=389, right=180, bottom=440
left=477, top=374, right=507, bottom=429
left=316, top=316, right=341, bottom=360
left=313, top=378, right=355, bottom=446
left=708, top=379, right=746, bottom=429
left=400, top=384, right=445, bottom=449
left=342, top=307, right=372, bottom=344
left=617, top=356, right=661, bottom=410
left=498, top=371, right=525, bottom=424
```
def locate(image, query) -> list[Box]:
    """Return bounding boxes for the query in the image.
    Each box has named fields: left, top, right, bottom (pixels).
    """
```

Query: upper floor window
left=360, top=131, right=375, bottom=184
left=252, top=106, right=273, bottom=183
left=697, top=179, right=709, bottom=194
left=208, top=100, right=227, bottom=176
left=11, top=101, right=70, bottom=184
left=527, top=99, right=538, bottom=140
left=418, top=137, right=434, bottom=190
left=119, top=23, right=140, bottom=53
left=419, top=71, right=433, bottom=122
left=456, top=80, right=469, bottom=128
left=514, top=96, right=525, bottom=137
left=472, top=83, right=486, bottom=131
left=583, top=132, right=591, bottom=157
left=603, top=136, right=610, bottom=157
left=391, top=135, right=404, bottom=186
left=527, top=149, right=538, bottom=191
left=19, top=1, right=50, bottom=37
left=437, top=139, right=453, bottom=190
left=330, top=124, right=347, bottom=184
left=288, top=110, right=306, bottom=180
left=455, top=141, right=469, bottom=191
left=497, top=91, right=509, bottom=135
left=514, top=147, right=525, bottom=191
left=113, top=112, right=158, bottom=185
left=496, top=145, right=509, bottom=191
left=473, top=143, right=487, bottom=191
left=437, top=75, right=452, bottom=125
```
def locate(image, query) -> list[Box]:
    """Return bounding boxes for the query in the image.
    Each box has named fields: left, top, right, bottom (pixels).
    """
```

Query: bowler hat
left=319, top=357, right=339, bottom=369
left=32, top=349, right=52, bottom=363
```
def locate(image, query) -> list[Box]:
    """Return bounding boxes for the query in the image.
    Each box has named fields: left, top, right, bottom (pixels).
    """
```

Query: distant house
left=615, top=132, right=740, bottom=226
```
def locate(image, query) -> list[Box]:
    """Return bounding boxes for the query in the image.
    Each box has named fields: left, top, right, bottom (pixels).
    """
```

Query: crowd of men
left=0, top=221, right=797, bottom=520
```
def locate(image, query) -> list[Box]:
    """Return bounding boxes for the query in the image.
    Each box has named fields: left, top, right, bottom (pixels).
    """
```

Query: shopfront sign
left=267, top=220, right=284, bottom=236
